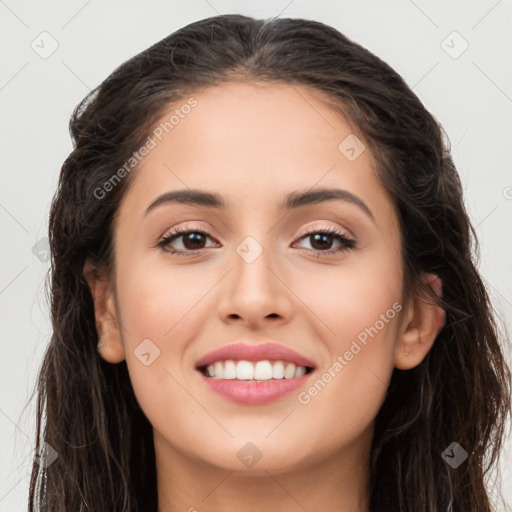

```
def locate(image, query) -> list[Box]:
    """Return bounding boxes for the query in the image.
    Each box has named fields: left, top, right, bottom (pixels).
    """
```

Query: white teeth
left=203, top=360, right=310, bottom=380
left=272, top=361, right=285, bottom=379
left=284, top=363, right=296, bottom=379
left=214, top=361, right=223, bottom=379
left=223, top=360, right=237, bottom=379
left=254, top=361, right=273, bottom=380
left=236, top=360, right=254, bottom=380
left=294, top=365, right=306, bottom=377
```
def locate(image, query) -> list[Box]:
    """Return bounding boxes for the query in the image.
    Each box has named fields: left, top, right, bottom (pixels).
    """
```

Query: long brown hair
left=28, top=14, right=511, bottom=511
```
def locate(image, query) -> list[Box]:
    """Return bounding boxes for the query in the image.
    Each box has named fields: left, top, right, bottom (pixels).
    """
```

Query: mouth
left=196, top=360, right=315, bottom=405
left=196, top=360, right=315, bottom=381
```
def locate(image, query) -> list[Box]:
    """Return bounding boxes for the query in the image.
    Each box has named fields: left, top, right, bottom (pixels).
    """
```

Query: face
left=96, top=81, right=418, bottom=476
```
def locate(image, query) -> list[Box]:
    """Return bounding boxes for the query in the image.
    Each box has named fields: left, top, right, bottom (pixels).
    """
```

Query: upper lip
left=195, top=341, right=316, bottom=369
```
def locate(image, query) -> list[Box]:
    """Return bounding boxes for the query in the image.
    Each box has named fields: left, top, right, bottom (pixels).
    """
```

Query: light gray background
left=1, top=0, right=511, bottom=510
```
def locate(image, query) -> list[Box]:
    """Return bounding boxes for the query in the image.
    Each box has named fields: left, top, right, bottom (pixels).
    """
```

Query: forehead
left=119, top=81, right=396, bottom=225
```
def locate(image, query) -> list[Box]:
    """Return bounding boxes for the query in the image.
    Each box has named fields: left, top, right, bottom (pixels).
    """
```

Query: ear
left=394, top=273, right=446, bottom=370
left=83, top=259, right=126, bottom=363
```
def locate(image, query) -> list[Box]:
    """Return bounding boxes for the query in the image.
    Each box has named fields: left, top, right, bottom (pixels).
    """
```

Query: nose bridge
left=230, top=205, right=278, bottom=272
left=231, top=229, right=277, bottom=298
left=216, top=223, right=293, bottom=325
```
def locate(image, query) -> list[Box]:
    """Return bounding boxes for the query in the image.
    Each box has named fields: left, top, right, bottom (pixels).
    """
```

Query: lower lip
left=198, top=371, right=314, bottom=405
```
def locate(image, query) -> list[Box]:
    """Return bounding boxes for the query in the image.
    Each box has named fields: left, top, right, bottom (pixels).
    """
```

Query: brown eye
left=180, top=232, right=207, bottom=250
left=158, top=226, right=218, bottom=255
left=308, top=233, right=336, bottom=250
left=294, top=228, right=356, bottom=256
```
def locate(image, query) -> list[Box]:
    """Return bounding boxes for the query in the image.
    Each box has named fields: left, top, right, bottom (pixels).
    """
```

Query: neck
left=155, top=425, right=372, bottom=512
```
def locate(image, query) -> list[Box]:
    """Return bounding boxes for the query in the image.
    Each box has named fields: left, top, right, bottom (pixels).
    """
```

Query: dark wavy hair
left=27, top=13, right=511, bottom=512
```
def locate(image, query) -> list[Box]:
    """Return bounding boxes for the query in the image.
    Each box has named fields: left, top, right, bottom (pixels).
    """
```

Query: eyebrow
left=144, top=188, right=375, bottom=224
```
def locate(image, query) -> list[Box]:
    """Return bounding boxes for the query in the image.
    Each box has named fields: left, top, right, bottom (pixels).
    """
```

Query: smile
left=198, top=359, right=314, bottom=380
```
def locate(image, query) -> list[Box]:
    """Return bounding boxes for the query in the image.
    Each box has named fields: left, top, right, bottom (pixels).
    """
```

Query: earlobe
left=394, top=273, right=446, bottom=370
left=83, top=259, right=126, bottom=363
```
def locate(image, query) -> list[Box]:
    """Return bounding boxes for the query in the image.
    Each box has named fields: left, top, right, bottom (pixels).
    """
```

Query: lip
left=198, top=371, right=314, bottom=405
left=195, top=341, right=317, bottom=369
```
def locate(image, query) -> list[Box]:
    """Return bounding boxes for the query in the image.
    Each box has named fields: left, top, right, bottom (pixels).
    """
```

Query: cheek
left=113, top=273, right=205, bottom=443
left=294, top=244, right=402, bottom=351
left=112, top=252, right=202, bottom=419
left=296, top=302, right=400, bottom=454
left=293, top=249, right=402, bottom=424
left=115, top=249, right=207, bottom=341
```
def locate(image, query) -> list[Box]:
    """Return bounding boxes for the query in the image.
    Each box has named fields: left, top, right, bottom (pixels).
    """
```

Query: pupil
left=182, top=233, right=334, bottom=251
left=311, top=233, right=332, bottom=250
left=185, top=232, right=204, bottom=249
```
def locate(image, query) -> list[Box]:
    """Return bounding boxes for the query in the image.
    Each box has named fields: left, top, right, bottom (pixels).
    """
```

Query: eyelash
left=157, top=224, right=357, bottom=258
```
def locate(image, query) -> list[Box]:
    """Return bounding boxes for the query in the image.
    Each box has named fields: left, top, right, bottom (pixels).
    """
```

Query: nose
left=216, top=236, right=294, bottom=329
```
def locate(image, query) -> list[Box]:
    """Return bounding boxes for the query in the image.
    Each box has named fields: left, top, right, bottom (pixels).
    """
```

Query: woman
left=28, top=14, right=511, bottom=512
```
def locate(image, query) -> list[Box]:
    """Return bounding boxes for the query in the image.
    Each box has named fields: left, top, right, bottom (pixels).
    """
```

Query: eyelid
left=159, top=221, right=353, bottom=244
left=157, top=220, right=358, bottom=256
left=160, top=222, right=213, bottom=239
left=294, top=221, right=354, bottom=240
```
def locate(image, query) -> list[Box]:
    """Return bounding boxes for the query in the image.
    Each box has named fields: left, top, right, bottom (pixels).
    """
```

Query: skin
left=85, top=81, right=445, bottom=512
